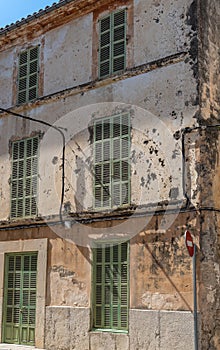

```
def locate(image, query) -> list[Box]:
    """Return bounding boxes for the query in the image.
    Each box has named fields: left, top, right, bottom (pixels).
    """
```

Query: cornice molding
left=0, top=0, right=115, bottom=51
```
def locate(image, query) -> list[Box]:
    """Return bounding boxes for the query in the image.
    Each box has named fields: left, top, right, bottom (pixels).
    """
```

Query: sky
left=0, top=0, right=58, bottom=28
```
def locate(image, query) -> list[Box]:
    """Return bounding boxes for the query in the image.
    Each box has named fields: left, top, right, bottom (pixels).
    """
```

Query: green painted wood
left=3, top=253, right=38, bottom=345
left=93, top=113, right=130, bottom=209
left=17, top=46, right=39, bottom=104
left=99, top=9, right=126, bottom=78
left=11, top=136, right=39, bottom=219
left=93, top=242, right=129, bottom=331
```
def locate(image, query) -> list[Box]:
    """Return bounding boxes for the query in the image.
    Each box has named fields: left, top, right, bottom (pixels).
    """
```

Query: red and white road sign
left=184, top=230, right=194, bottom=257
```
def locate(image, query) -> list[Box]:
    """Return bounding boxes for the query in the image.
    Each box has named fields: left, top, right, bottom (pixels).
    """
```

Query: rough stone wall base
left=45, top=307, right=194, bottom=350
left=90, top=332, right=129, bottom=350
left=129, top=309, right=194, bottom=350
left=45, top=306, right=90, bottom=350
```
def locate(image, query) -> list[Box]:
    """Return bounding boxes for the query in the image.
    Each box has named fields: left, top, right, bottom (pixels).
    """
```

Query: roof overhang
left=0, top=0, right=115, bottom=50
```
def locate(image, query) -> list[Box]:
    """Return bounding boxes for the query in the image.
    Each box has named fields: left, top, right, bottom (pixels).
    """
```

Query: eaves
left=0, top=0, right=116, bottom=50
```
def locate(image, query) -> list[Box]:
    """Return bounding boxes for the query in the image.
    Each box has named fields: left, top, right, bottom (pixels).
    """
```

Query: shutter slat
left=103, top=186, right=110, bottom=206
left=95, top=164, right=102, bottom=185
left=100, top=46, right=110, bottom=62
left=19, top=65, right=27, bottom=78
left=29, top=61, right=38, bottom=75
left=18, top=91, right=26, bottom=105
left=113, top=41, right=125, bottom=57
left=113, top=116, right=121, bottom=137
left=95, top=187, right=102, bottom=208
left=95, top=143, right=102, bottom=163
left=113, top=56, right=125, bottom=72
left=113, top=10, right=126, bottom=27
left=101, top=32, right=110, bottom=47
left=100, top=62, right=110, bottom=77
left=103, top=121, right=110, bottom=139
left=103, top=140, right=110, bottom=161
left=19, top=51, right=28, bottom=65
left=28, top=87, right=37, bottom=101
left=31, top=255, right=37, bottom=271
left=29, top=74, right=38, bottom=88
left=113, top=139, right=120, bottom=160
left=113, top=161, right=120, bottom=181
left=122, top=161, right=129, bottom=181
left=104, top=307, right=111, bottom=327
left=30, top=46, right=39, bottom=61
left=100, top=16, right=110, bottom=32
left=19, top=78, right=27, bottom=91
left=114, top=26, right=125, bottom=42
left=103, top=163, right=110, bottom=184
left=29, top=309, right=36, bottom=325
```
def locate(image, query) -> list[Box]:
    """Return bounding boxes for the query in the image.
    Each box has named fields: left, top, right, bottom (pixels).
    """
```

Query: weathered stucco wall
left=0, top=0, right=202, bottom=349
left=44, top=13, right=93, bottom=96
left=45, top=308, right=194, bottom=350
left=0, top=209, right=198, bottom=309
left=199, top=0, right=220, bottom=122
left=0, top=48, right=14, bottom=107
left=0, top=58, right=198, bottom=220
left=133, top=0, right=196, bottom=66
left=0, top=212, right=197, bottom=350
left=0, top=0, right=199, bottom=219
left=0, top=0, right=197, bottom=107
left=197, top=0, right=220, bottom=348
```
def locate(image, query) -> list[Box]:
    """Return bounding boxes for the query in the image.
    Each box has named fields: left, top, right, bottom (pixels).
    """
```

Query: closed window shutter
left=3, top=253, right=37, bottom=345
left=94, top=113, right=130, bottom=209
left=93, top=242, right=129, bottom=330
left=99, top=9, right=126, bottom=78
left=11, top=137, right=39, bottom=219
left=17, top=46, right=39, bottom=105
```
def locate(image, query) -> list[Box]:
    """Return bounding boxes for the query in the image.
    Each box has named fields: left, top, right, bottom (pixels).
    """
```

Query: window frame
left=98, top=9, right=127, bottom=79
left=0, top=239, right=47, bottom=349
left=92, top=241, right=129, bottom=332
left=93, top=113, right=131, bottom=210
left=17, top=46, right=40, bottom=105
left=2, top=252, right=38, bottom=345
left=10, top=136, right=39, bottom=220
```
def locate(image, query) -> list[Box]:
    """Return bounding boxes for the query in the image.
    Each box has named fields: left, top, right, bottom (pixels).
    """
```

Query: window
left=99, top=9, right=126, bottom=78
left=92, top=242, right=129, bottom=331
left=11, top=136, right=39, bottom=219
left=93, top=113, right=130, bottom=209
left=17, top=46, right=39, bottom=104
left=3, top=253, right=38, bottom=345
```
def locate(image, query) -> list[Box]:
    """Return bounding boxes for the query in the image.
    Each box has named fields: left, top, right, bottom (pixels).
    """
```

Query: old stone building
left=0, top=0, right=219, bottom=349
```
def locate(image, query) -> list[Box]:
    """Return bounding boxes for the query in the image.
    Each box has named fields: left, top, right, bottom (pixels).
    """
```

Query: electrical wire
left=1, top=107, right=220, bottom=228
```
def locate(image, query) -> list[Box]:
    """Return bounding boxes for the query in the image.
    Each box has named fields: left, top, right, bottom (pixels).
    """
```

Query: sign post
left=184, top=230, right=198, bottom=350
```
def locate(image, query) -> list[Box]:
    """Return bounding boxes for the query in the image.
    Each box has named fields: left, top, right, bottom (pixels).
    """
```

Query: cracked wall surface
left=197, top=0, right=220, bottom=349
left=0, top=0, right=210, bottom=349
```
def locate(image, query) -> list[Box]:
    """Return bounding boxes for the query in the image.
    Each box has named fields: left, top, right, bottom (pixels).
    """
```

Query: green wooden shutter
left=11, top=136, right=39, bottom=219
left=94, top=113, right=130, bottom=209
left=99, top=9, right=126, bottom=78
left=93, top=242, right=129, bottom=331
left=3, top=253, right=37, bottom=345
left=17, top=46, right=39, bottom=104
